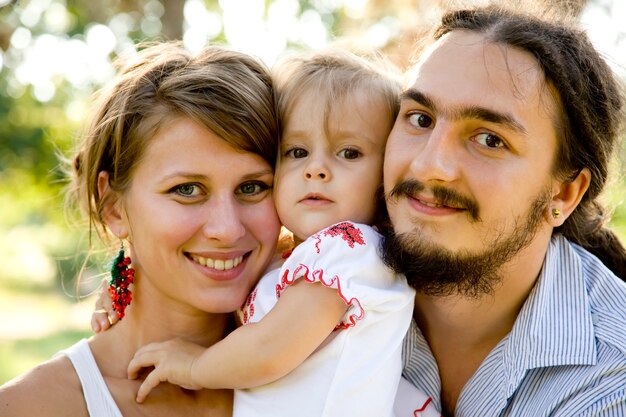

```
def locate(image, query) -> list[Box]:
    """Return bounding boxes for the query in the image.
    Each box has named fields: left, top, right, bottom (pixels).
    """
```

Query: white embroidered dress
left=235, top=222, right=417, bottom=417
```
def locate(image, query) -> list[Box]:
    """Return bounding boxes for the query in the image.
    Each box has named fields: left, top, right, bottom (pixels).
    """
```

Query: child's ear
left=545, top=168, right=591, bottom=227
left=97, top=171, right=128, bottom=239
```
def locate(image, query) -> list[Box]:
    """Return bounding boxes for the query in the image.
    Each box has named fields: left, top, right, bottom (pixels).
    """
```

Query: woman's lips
left=186, top=252, right=249, bottom=281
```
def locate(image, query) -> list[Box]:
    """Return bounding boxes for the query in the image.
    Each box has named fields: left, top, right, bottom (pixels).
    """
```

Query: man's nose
left=410, top=124, right=460, bottom=183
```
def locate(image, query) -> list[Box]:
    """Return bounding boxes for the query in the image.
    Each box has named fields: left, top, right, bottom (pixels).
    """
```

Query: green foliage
left=0, top=329, right=92, bottom=384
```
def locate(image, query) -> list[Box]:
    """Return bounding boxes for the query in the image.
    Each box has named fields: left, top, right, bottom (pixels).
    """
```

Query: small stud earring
left=551, top=208, right=561, bottom=219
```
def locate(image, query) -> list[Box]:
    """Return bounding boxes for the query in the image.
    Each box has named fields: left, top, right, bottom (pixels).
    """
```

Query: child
left=126, top=49, right=440, bottom=417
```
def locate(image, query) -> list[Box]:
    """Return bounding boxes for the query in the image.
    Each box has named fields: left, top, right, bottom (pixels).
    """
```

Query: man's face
left=383, top=31, right=560, bottom=295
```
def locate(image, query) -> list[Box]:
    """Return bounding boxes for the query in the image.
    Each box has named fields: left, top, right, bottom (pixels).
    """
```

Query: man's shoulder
left=562, top=238, right=626, bottom=352
left=563, top=236, right=622, bottom=279
left=555, top=236, right=625, bottom=300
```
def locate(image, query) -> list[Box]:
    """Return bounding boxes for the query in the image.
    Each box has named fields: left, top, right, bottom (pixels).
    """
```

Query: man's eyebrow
left=401, top=89, right=436, bottom=110
left=460, top=107, right=527, bottom=135
left=401, top=88, right=527, bottom=135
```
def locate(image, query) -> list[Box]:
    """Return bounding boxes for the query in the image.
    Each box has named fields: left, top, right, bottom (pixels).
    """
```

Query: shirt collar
left=502, top=234, right=597, bottom=393
left=403, top=320, right=443, bottom=412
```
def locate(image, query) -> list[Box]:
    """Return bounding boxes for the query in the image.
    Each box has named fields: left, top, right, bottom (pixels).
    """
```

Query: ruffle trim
left=239, top=288, right=258, bottom=325
left=275, top=263, right=364, bottom=330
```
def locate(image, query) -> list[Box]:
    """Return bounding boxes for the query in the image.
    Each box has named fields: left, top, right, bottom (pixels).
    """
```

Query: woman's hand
left=91, top=280, right=120, bottom=333
left=127, top=338, right=206, bottom=403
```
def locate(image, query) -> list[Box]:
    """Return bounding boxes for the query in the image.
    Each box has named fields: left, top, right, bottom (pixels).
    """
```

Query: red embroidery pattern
left=281, top=248, right=293, bottom=260
left=240, top=288, right=258, bottom=325
left=413, top=397, right=438, bottom=416
left=275, top=264, right=364, bottom=330
left=313, top=222, right=366, bottom=253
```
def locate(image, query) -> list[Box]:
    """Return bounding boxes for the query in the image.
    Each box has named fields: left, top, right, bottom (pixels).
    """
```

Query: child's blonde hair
left=273, top=47, right=402, bottom=138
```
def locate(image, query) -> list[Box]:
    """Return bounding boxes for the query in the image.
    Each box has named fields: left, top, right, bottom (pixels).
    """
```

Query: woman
left=0, top=42, right=281, bottom=416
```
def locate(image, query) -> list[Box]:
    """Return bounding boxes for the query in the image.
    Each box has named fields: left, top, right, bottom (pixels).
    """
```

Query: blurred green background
left=1, top=0, right=624, bottom=385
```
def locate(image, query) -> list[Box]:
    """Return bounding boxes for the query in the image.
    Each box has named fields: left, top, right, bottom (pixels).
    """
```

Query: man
left=382, top=6, right=626, bottom=417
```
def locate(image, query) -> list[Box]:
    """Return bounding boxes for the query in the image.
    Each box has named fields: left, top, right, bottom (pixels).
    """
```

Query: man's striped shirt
left=402, top=235, right=626, bottom=416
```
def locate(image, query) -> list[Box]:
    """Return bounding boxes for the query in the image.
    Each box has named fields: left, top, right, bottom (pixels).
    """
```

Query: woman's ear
left=545, top=168, right=591, bottom=227
left=98, top=171, right=128, bottom=239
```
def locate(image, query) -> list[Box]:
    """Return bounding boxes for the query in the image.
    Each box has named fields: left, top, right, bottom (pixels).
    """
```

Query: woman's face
left=117, top=117, right=280, bottom=313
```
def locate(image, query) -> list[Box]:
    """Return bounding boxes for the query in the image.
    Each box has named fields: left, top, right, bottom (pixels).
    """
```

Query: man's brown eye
left=475, top=133, right=505, bottom=148
left=409, top=113, right=433, bottom=128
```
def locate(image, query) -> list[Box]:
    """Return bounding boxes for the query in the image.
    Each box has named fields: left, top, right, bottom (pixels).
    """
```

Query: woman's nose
left=202, top=196, right=246, bottom=244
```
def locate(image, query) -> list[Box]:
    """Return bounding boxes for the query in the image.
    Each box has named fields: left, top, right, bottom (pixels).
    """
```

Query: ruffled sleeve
left=276, top=221, right=404, bottom=330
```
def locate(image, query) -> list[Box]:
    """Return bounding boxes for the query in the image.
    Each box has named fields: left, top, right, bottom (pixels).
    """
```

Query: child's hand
left=91, top=280, right=119, bottom=333
left=127, top=338, right=206, bottom=403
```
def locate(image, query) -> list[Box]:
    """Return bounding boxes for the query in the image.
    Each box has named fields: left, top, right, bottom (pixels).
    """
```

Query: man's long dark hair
left=431, top=6, right=625, bottom=279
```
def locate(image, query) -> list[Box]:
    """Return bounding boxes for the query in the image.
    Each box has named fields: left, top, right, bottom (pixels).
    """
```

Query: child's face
left=274, top=88, right=391, bottom=242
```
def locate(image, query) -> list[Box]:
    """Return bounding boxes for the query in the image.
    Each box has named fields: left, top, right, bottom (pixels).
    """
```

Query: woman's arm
left=128, top=279, right=347, bottom=402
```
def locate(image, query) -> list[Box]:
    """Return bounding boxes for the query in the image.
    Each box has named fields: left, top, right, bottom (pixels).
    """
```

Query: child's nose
left=304, top=156, right=331, bottom=181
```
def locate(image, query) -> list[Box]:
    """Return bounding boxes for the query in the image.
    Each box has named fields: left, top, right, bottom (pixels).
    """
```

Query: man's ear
left=97, top=171, right=128, bottom=239
left=546, top=168, right=591, bottom=227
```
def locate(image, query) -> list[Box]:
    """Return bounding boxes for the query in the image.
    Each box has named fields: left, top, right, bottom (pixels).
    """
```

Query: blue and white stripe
left=402, top=234, right=626, bottom=416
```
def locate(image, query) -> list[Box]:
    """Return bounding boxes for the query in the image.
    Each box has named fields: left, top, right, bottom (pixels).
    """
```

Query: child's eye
left=285, top=147, right=308, bottom=158
left=407, top=112, right=434, bottom=128
left=474, top=133, right=505, bottom=149
left=338, top=148, right=361, bottom=160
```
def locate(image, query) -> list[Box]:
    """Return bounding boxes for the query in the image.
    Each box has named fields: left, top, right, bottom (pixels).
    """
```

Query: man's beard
left=381, top=180, right=550, bottom=298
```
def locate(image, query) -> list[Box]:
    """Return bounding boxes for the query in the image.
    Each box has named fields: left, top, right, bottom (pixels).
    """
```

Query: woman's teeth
left=191, top=255, right=244, bottom=270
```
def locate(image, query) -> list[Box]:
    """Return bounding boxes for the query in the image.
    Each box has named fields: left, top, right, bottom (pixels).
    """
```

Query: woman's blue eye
left=175, top=184, right=199, bottom=196
left=475, top=133, right=505, bottom=148
left=238, top=181, right=269, bottom=196
left=408, top=113, right=433, bottom=128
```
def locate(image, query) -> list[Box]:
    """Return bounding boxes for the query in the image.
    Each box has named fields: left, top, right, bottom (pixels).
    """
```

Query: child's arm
left=91, top=280, right=119, bottom=332
left=127, top=279, right=348, bottom=402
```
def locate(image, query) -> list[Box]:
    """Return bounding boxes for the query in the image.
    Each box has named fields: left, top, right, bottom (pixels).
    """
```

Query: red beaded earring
left=108, top=241, right=135, bottom=319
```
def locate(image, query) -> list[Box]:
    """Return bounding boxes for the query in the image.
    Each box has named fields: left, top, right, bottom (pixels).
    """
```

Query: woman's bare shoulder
left=0, top=353, right=88, bottom=417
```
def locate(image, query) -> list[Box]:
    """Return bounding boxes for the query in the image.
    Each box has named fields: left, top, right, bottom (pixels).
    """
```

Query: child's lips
left=299, top=193, right=333, bottom=205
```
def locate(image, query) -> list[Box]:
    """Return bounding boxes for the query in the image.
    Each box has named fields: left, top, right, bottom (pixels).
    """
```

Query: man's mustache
left=386, top=180, right=480, bottom=222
